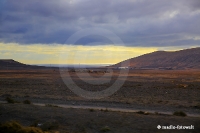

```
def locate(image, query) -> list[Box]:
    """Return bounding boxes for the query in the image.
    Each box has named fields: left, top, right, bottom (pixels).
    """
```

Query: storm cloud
left=0, top=0, right=200, bottom=47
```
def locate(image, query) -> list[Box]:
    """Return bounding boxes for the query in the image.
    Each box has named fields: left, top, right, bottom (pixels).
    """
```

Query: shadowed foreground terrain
left=0, top=68, right=200, bottom=132
left=0, top=103, right=200, bottom=133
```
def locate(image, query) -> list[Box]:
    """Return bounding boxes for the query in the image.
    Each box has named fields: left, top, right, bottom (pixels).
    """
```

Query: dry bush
left=136, top=111, right=145, bottom=114
left=23, top=100, right=31, bottom=104
left=40, top=121, right=59, bottom=131
left=5, top=97, right=16, bottom=104
left=45, top=104, right=59, bottom=107
left=0, top=121, right=44, bottom=133
left=173, top=111, right=187, bottom=117
left=100, top=126, right=110, bottom=132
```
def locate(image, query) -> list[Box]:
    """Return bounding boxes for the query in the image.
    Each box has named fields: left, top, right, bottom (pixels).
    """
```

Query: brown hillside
left=0, top=59, right=45, bottom=69
left=112, top=47, right=200, bottom=69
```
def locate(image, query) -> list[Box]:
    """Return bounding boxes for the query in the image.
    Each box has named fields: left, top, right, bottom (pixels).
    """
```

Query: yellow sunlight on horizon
left=1, top=42, right=196, bottom=65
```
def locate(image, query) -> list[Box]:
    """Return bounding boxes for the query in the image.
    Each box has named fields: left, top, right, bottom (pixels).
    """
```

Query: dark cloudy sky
left=0, top=0, right=200, bottom=64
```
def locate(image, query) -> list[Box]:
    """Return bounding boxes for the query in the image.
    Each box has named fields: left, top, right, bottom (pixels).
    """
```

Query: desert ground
left=0, top=68, right=200, bottom=132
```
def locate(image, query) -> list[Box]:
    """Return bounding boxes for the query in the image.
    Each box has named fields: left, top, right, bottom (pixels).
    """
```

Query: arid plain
left=0, top=68, right=200, bottom=133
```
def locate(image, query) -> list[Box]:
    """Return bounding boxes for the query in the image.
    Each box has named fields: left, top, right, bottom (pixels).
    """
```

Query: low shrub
left=144, top=112, right=149, bottom=115
left=40, top=121, right=59, bottom=131
left=193, top=104, right=200, bottom=109
left=136, top=111, right=145, bottom=114
left=0, top=121, right=44, bottom=133
left=100, top=126, right=110, bottom=132
left=5, top=97, right=15, bottom=104
left=104, top=108, right=109, bottom=112
left=100, top=109, right=109, bottom=112
left=30, top=120, right=40, bottom=127
left=173, top=111, right=187, bottom=117
left=89, top=109, right=95, bottom=112
left=23, top=100, right=31, bottom=104
left=45, top=104, right=59, bottom=107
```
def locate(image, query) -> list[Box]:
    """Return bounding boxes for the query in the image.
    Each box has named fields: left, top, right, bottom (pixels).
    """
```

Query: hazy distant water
left=34, top=64, right=112, bottom=68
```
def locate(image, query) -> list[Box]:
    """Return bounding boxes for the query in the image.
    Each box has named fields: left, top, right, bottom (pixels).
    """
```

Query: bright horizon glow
left=0, top=42, right=198, bottom=65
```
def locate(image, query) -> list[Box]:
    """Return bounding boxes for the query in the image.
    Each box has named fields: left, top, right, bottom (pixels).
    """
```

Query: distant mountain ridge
left=0, top=59, right=45, bottom=69
left=0, top=59, right=26, bottom=66
left=112, top=47, right=200, bottom=69
left=1, top=47, right=200, bottom=70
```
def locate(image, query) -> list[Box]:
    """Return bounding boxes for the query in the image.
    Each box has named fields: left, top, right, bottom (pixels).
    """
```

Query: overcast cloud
left=0, top=0, right=200, bottom=47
